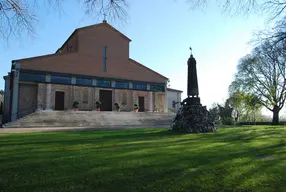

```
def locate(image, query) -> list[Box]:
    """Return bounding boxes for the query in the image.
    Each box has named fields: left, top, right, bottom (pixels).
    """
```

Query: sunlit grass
left=1, top=126, right=286, bottom=192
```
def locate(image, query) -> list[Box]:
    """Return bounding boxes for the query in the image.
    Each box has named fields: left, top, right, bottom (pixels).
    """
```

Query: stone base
left=171, top=103, right=216, bottom=133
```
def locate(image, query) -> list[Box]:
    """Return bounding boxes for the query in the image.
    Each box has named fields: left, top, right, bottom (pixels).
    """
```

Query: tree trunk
left=272, top=105, right=280, bottom=125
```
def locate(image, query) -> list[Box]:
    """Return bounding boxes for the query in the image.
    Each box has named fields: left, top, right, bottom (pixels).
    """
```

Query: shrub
left=72, top=101, right=79, bottom=108
left=222, top=117, right=234, bottom=125
left=134, top=104, right=139, bottom=110
left=237, top=121, right=286, bottom=126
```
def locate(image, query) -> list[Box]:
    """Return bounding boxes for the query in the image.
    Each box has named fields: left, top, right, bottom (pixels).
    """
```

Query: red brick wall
left=60, top=32, right=78, bottom=53
left=17, top=23, right=167, bottom=84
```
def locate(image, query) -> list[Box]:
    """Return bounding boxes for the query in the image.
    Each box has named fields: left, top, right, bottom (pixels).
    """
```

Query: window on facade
left=115, top=81, right=129, bottom=89
left=97, top=80, right=111, bottom=87
left=150, top=84, right=165, bottom=92
left=51, top=76, right=71, bottom=84
left=76, top=78, right=92, bottom=86
left=19, top=73, right=46, bottom=83
left=133, top=83, right=147, bottom=90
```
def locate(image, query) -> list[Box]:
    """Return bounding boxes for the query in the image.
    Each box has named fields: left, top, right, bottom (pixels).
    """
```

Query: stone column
left=37, top=83, right=46, bottom=111
left=3, top=75, right=11, bottom=123
left=148, top=92, right=153, bottom=112
left=45, top=84, right=52, bottom=110
left=11, top=63, right=20, bottom=122
left=164, top=91, right=168, bottom=113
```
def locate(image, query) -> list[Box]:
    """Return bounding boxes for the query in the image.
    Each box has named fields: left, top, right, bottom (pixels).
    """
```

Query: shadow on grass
left=1, top=126, right=286, bottom=192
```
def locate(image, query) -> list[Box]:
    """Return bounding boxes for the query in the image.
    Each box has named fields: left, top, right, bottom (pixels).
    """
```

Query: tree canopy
left=229, top=38, right=286, bottom=125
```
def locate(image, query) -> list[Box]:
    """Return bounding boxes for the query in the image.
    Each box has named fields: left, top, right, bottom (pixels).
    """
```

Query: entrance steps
left=4, top=111, right=176, bottom=128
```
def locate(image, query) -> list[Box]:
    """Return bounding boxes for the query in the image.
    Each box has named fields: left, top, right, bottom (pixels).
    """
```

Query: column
left=164, top=90, right=168, bottom=113
left=45, top=84, right=52, bottom=110
left=3, top=75, right=11, bottom=123
left=37, top=83, right=46, bottom=111
left=11, top=63, right=20, bottom=122
left=148, top=92, right=153, bottom=112
left=111, top=81, right=116, bottom=88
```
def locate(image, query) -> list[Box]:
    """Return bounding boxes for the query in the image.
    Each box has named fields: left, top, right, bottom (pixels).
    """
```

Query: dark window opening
left=51, top=76, right=71, bottom=84
left=150, top=84, right=165, bottom=92
left=133, top=83, right=147, bottom=90
left=76, top=78, right=92, bottom=86
left=97, top=80, right=111, bottom=87
left=115, top=81, right=129, bottom=89
left=19, top=73, right=46, bottom=83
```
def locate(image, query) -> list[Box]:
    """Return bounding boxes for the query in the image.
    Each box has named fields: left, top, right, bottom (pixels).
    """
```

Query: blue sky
left=3, top=0, right=282, bottom=116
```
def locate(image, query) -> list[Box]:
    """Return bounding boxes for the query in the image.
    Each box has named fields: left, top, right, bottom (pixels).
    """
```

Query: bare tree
left=0, top=0, right=128, bottom=43
left=2, top=0, right=286, bottom=43
left=254, top=15, right=286, bottom=47
left=230, top=39, right=286, bottom=125
left=187, top=0, right=286, bottom=19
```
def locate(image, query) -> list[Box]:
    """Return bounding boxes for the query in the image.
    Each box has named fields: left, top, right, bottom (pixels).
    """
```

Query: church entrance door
left=55, top=91, right=65, bottom=110
left=99, top=90, right=112, bottom=111
left=138, top=96, right=145, bottom=112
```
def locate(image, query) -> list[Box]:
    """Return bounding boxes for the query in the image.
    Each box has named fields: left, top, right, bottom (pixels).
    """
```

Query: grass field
left=1, top=126, right=286, bottom=192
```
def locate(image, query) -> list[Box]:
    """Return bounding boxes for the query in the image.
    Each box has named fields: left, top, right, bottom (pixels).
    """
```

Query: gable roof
left=56, top=21, right=131, bottom=53
left=13, top=21, right=168, bottom=84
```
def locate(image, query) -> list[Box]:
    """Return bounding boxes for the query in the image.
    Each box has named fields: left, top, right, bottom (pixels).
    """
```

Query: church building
left=3, top=20, right=173, bottom=123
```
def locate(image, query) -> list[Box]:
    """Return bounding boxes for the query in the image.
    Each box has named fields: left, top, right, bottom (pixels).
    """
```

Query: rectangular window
left=19, top=73, right=46, bottom=83
left=150, top=85, right=165, bottom=92
left=76, top=78, right=92, bottom=86
left=97, top=80, right=111, bottom=87
left=103, top=46, right=107, bottom=72
left=133, top=83, right=147, bottom=90
left=115, top=81, right=129, bottom=89
left=51, top=76, right=71, bottom=84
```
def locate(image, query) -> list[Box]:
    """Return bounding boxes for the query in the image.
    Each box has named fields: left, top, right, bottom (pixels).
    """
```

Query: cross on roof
left=103, top=13, right=107, bottom=21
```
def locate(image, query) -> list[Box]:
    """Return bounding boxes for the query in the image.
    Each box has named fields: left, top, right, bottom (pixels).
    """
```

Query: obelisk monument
left=171, top=48, right=215, bottom=133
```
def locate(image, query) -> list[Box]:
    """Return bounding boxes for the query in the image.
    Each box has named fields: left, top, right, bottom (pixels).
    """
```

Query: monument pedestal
left=171, top=98, right=216, bottom=133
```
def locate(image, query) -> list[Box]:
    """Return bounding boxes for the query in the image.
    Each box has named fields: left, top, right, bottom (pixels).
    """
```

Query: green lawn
left=1, top=126, right=286, bottom=192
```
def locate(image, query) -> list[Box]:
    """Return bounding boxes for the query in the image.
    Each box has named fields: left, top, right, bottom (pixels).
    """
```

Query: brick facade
left=21, top=83, right=166, bottom=112
left=5, top=20, right=170, bottom=122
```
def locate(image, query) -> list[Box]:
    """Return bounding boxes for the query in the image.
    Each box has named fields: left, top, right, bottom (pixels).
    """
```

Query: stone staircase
left=4, top=111, right=176, bottom=128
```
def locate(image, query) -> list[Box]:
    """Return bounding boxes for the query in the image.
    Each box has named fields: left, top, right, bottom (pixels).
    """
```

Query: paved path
left=0, top=125, right=170, bottom=134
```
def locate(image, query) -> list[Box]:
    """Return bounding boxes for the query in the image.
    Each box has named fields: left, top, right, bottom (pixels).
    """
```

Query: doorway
left=55, top=91, right=65, bottom=110
left=138, top=96, right=145, bottom=112
left=99, top=90, right=112, bottom=111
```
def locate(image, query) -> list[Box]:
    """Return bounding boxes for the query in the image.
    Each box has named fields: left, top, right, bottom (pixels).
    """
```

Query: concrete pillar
left=164, top=90, right=168, bottom=113
left=46, top=74, right=51, bottom=83
left=147, top=84, right=150, bottom=91
left=37, top=83, right=46, bottom=110
left=11, top=63, right=20, bottom=121
left=92, top=79, right=97, bottom=86
left=3, top=75, right=11, bottom=123
left=45, top=84, right=52, bottom=110
left=148, top=92, right=153, bottom=112
left=129, top=82, right=133, bottom=89
left=71, top=77, right=76, bottom=85
left=111, top=81, right=116, bottom=88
